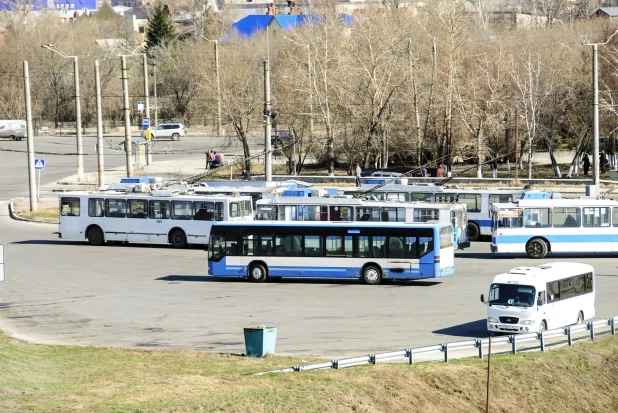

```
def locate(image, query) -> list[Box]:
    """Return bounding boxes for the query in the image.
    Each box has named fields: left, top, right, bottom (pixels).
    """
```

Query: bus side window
left=547, top=282, right=560, bottom=302
left=537, top=291, right=546, bottom=306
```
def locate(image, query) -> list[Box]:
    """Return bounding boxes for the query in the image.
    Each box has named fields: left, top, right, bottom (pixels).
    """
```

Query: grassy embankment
left=1, top=330, right=617, bottom=412
left=15, top=207, right=59, bottom=223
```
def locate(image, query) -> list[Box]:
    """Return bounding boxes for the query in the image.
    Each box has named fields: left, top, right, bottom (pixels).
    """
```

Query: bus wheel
left=576, top=311, right=584, bottom=324
left=87, top=226, right=104, bottom=246
left=169, top=229, right=187, bottom=249
left=539, top=320, right=547, bottom=333
left=362, top=265, right=382, bottom=285
left=526, top=239, right=547, bottom=259
left=467, top=222, right=480, bottom=241
left=249, top=264, right=267, bottom=282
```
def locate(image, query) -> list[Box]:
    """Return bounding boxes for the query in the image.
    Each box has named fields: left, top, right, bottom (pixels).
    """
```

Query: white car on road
left=143, top=123, right=186, bottom=141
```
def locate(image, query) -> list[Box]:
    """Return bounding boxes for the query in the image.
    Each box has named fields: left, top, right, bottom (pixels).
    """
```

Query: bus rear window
left=439, top=227, right=453, bottom=249
left=60, top=197, right=81, bottom=216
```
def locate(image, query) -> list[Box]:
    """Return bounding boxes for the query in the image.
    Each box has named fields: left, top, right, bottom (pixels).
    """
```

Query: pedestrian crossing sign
left=34, top=158, right=45, bottom=170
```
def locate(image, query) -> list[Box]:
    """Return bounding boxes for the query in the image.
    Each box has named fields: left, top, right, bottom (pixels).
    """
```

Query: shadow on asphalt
left=11, top=240, right=87, bottom=246
left=433, top=319, right=488, bottom=338
left=10, top=240, right=205, bottom=250
left=157, top=274, right=442, bottom=286
left=459, top=252, right=618, bottom=260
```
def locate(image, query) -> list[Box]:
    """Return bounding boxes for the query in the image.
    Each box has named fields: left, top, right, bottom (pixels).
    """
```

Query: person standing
left=600, top=150, right=608, bottom=174
left=582, top=153, right=590, bottom=176
left=355, top=164, right=362, bottom=187
left=491, top=159, right=498, bottom=179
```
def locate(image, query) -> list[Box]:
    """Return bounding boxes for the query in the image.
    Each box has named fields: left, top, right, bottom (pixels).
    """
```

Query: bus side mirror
left=537, top=298, right=542, bottom=307
left=480, top=294, right=485, bottom=303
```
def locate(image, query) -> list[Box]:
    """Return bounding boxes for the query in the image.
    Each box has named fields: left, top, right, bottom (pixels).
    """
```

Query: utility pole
left=581, top=30, right=618, bottom=191
left=153, top=59, right=158, bottom=126
left=23, top=61, right=36, bottom=211
left=73, top=56, right=84, bottom=181
left=515, top=106, right=519, bottom=183
left=143, top=54, right=151, bottom=165
left=307, top=45, right=314, bottom=135
left=264, top=60, right=272, bottom=182
left=121, top=55, right=133, bottom=178
left=41, top=44, right=84, bottom=181
left=214, top=40, right=222, bottom=136
left=95, top=60, right=104, bottom=187
left=592, top=43, right=599, bottom=188
left=195, top=34, right=222, bottom=136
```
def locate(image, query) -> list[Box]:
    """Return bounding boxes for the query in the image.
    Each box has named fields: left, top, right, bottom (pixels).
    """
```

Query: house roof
left=227, top=14, right=353, bottom=39
left=230, top=15, right=274, bottom=38
left=592, top=7, right=618, bottom=17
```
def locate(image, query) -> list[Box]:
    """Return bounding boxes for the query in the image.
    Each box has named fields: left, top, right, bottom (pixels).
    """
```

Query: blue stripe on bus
left=210, top=262, right=452, bottom=279
left=496, top=234, right=618, bottom=244
left=473, top=219, right=492, bottom=228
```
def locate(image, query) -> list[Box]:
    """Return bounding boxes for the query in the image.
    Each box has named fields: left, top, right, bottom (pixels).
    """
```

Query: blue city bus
left=208, top=221, right=455, bottom=285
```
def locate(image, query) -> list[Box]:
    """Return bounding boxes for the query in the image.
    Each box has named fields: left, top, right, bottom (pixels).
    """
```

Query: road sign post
left=0, top=244, right=4, bottom=282
left=34, top=158, right=45, bottom=200
left=142, top=117, right=151, bottom=165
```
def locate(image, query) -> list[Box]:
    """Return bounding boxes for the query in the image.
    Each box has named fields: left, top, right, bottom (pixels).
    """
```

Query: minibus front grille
left=499, top=316, right=519, bottom=324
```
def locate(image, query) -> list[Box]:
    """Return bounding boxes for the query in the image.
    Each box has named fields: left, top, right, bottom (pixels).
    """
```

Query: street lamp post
left=153, top=59, right=158, bottom=126
left=581, top=31, right=618, bottom=191
left=94, top=60, right=105, bottom=187
left=264, top=60, right=272, bottom=182
left=41, top=44, right=84, bottom=181
left=121, top=55, right=133, bottom=178
left=195, top=34, right=222, bottom=136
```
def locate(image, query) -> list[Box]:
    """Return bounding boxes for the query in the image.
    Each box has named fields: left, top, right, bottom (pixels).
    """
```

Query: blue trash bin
left=243, top=326, right=277, bottom=357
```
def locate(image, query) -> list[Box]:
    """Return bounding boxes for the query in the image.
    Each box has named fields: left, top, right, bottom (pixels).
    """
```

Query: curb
left=7, top=201, right=59, bottom=225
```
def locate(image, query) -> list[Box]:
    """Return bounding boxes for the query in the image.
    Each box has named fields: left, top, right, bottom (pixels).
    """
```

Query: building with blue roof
left=227, top=14, right=352, bottom=39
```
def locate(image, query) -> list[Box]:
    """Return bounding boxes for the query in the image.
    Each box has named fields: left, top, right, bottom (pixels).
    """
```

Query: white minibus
left=480, top=262, right=595, bottom=334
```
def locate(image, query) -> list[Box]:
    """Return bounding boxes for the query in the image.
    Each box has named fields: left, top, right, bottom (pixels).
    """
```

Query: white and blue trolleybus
left=208, top=221, right=455, bottom=284
left=255, top=197, right=469, bottom=250
left=481, top=262, right=595, bottom=334
left=344, top=184, right=523, bottom=241
left=59, top=190, right=253, bottom=248
left=490, top=193, right=618, bottom=258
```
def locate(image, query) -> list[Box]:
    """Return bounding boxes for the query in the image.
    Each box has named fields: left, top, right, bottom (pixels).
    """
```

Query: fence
left=253, top=316, right=617, bottom=375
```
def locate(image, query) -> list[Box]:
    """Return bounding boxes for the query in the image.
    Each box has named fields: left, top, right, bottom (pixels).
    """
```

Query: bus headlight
left=487, top=317, right=498, bottom=323
left=520, top=320, right=534, bottom=325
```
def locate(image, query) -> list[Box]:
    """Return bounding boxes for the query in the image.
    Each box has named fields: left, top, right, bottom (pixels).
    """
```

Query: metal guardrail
left=253, top=316, right=617, bottom=375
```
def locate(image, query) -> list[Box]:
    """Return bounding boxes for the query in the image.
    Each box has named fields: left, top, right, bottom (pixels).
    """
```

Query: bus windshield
left=488, top=283, right=536, bottom=308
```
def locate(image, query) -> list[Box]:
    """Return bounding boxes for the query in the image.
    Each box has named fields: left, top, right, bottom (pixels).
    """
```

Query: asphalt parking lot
left=1, top=213, right=617, bottom=359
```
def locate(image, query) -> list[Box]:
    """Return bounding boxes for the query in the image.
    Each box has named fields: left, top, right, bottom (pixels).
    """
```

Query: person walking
left=600, top=150, right=608, bottom=174
left=582, top=153, right=590, bottom=176
left=355, top=164, right=362, bottom=187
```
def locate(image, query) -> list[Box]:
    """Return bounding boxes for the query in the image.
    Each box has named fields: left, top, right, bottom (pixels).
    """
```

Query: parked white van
left=481, top=262, right=595, bottom=334
left=0, top=120, right=26, bottom=140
